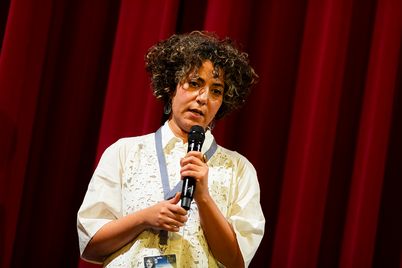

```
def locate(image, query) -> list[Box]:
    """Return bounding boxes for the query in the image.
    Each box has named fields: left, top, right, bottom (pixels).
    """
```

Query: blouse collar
left=161, top=120, right=214, bottom=154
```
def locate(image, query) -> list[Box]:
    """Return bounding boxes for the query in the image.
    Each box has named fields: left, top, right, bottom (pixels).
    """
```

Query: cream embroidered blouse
left=77, top=122, right=265, bottom=267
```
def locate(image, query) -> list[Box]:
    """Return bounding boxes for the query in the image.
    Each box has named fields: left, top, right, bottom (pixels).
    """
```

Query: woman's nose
left=196, top=87, right=208, bottom=103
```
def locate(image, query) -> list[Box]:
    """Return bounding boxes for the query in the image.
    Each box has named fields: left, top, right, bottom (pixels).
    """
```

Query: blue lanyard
left=154, top=126, right=217, bottom=200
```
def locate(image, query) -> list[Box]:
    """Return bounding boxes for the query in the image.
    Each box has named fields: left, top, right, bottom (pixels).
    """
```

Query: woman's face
left=145, top=258, right=154, bottom=268
left=169, top=60, right=224, bottom=140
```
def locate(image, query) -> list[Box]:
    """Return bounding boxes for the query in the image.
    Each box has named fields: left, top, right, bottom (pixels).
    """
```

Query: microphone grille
left=188, top=125, right=205, bottom=143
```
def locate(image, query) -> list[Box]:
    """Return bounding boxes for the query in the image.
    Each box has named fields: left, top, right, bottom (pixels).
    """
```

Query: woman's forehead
left=188, top=60, right=224, bottom=80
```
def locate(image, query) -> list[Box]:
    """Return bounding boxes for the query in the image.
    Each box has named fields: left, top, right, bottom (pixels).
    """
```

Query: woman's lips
left=189, top=109, right=204, bottom=116
left=188, top=109, right=204, bottom=119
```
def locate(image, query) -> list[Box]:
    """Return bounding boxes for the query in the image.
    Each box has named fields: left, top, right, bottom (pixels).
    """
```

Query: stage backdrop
left=0, top=0, right=401, bottom=267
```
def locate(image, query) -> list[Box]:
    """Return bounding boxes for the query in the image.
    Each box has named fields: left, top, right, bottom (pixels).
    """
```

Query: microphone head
left=188, top=125, right=205, bottom=145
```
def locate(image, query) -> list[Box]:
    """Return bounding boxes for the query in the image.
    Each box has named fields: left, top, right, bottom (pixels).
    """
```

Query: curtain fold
left=0, top=0, right=401, bottom=267
left=0, top=1, right=53, bottom=267
left=271, top=0, right=353, bottom=266
left=0, top=0, right=121, bottom=267
left=340, top=0, right=402, bottom=266
left=95, top=0, right=180, bottom=160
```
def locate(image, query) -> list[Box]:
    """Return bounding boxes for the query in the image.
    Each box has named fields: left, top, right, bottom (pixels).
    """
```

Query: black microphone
left=180, top=125, right=205, bottom=210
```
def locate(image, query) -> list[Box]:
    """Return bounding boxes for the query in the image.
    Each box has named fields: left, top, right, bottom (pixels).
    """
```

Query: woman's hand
left=143, top=192, right=188, bottom=232
left=180, top=151, right=210, bottom=201
left=82, top=193, right=187, bottom=261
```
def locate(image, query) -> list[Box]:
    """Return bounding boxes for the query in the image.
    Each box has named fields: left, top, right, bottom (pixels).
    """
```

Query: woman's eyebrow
left=212, top=82, right=224, bottom=88
left=189, top=76, right=204, bottom=83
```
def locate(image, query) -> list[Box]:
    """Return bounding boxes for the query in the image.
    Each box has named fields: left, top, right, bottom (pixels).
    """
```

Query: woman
left=77, top=31, right=265, bottom=267
left=144, top=257, right=156, bottom=268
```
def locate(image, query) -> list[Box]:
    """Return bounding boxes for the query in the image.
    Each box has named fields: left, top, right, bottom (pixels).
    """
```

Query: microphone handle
left=180, top=142, right=202, bottom=210
left=181, top=176, right=196, bottom=210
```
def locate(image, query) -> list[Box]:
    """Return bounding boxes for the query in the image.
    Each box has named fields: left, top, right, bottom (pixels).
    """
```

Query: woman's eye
left=211, top=89, right=223, bottom=96
left=189, top=81, right=199, bottom=88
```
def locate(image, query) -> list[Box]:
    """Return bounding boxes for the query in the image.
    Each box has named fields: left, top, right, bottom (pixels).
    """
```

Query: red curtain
left=1, top=0, right=401, bottom=267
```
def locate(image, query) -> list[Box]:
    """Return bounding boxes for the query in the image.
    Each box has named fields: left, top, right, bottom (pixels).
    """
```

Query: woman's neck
left=167, top=120, right=188, bottom=143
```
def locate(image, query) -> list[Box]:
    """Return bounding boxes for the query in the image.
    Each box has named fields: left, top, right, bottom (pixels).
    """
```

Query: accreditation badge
left=144, top=254, right=177, bottom=268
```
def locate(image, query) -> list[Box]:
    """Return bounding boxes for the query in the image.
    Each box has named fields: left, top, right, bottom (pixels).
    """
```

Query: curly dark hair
left=145, top=31, right=258, bottom=120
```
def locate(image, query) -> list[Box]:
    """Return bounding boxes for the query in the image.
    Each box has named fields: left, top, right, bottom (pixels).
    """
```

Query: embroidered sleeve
left=228, top=155, right=265, bottom=267
left=77, top=139, right=129, bottom=257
